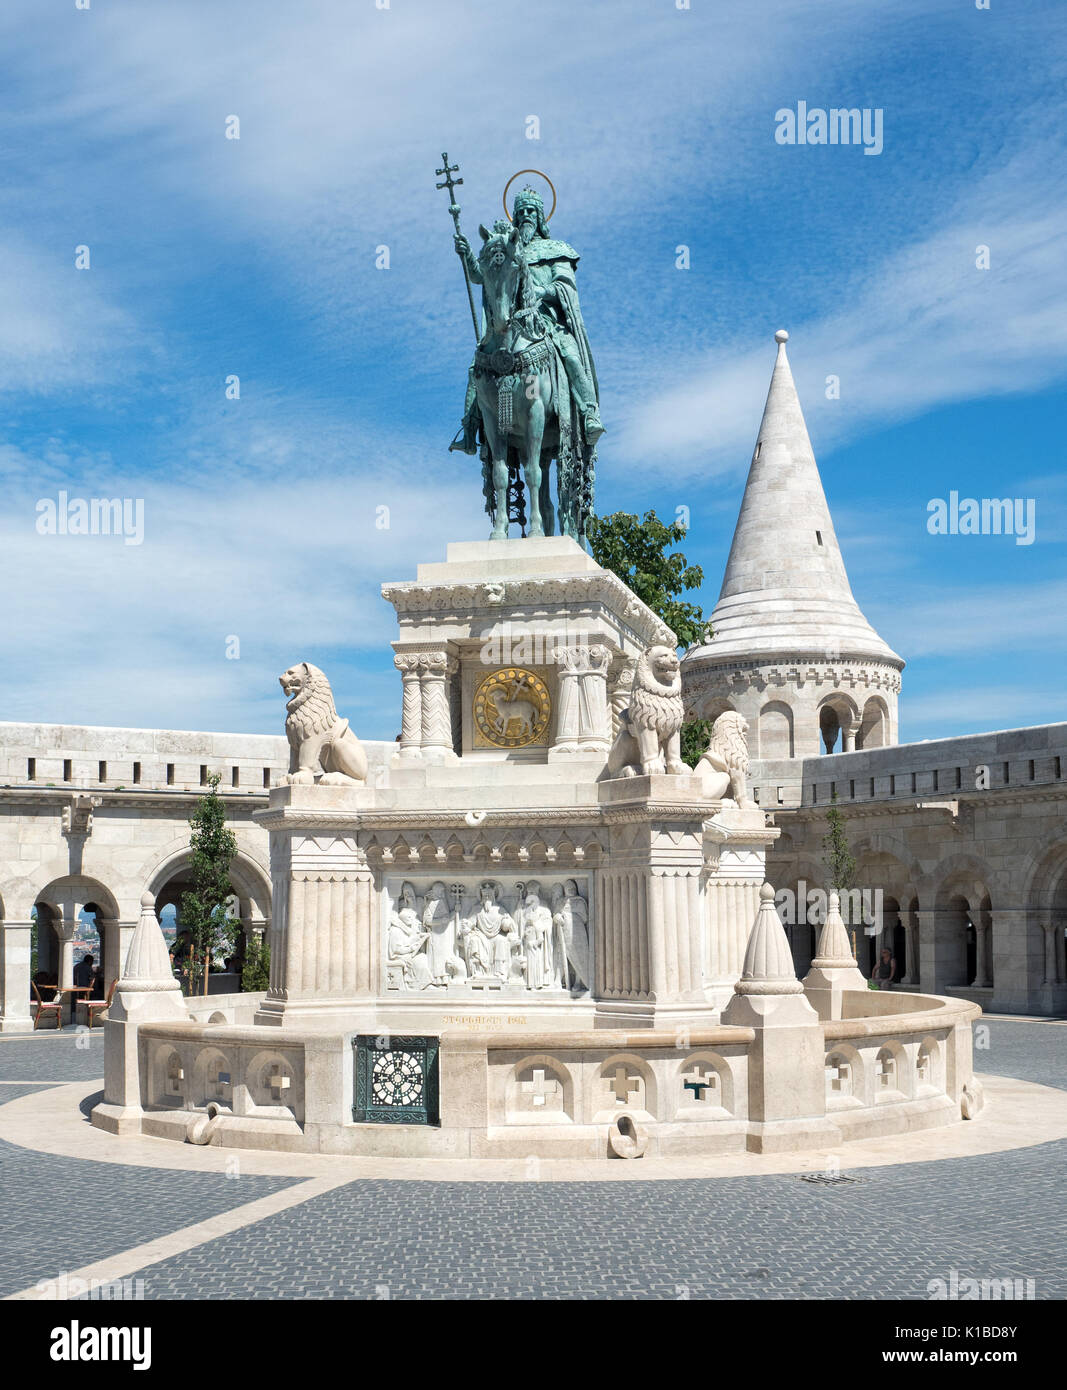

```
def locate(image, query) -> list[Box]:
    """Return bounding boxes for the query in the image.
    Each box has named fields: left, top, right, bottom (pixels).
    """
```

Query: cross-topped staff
left=435, top=152, right=480, bottom=341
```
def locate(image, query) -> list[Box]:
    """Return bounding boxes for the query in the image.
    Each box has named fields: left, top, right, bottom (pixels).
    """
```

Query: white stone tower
left=683, top=330, right=903, bottom=762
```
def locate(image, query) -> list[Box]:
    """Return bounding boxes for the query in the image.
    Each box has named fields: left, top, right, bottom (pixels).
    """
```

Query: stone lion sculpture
left=696, top=711, right=751, bottom=806
left=279, top=662, right=368, bottom=786
left=602, top=645, right=686, bottom=778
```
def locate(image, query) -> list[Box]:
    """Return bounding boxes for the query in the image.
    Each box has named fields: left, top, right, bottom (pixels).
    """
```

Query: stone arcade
left=89, top=529, right=982, bottom=1159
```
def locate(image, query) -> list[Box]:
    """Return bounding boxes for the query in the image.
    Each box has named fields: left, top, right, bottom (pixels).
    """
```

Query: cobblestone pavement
left=0, top=1084, right=299, bottom=1298
left=0, top=1032, right=110, bottom=1082
left=0, top=1018, right=1063, bottom=1299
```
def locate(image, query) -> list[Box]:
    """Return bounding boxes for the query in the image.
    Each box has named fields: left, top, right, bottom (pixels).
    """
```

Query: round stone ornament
left=473, top=668, right=552, bottom=748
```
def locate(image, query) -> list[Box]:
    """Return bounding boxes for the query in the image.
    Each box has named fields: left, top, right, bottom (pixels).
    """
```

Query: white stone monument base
left=94, top=990, right=982, bottom=1159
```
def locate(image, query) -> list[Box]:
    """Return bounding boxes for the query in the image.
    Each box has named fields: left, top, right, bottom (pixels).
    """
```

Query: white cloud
left=619, top=145, right=1067, bottom=478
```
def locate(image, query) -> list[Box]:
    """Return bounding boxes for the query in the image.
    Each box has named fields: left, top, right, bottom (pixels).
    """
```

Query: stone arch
left=916, top=1036, right=944, bottom=1093
left=146, top=846, right=272, bottom=976
left=150, top=1044, right=187, bottom=1108
left=1019, top=835, right=1067, bottom=992
left=825, top=1043, right=864, bottom=1106
left=505, top=1054, right=574, bottom=1123
left=676, top=1051, right=734, bottom=1117
left=929, top=857, right=994, bottom=991
left=758, top=700, right=794, bottom=759
left=33, top=875, right=123, bottom=994
left=695, top=695, right=736, bottom=724
left=592, top=1053, right=656, bottom=1122
left=856, top=696, right=889, bottom=750
left=850, top=848, right=914, bottom=975
left=191, top=1047, right=234, bottom=1109
left=145, top=846, right=271, bottom=919
left=246, top=1050, right=303, bottom=1119
left=873, top=1039, right=909, bottom=1101
left=817, top=692, right=861, bottom=754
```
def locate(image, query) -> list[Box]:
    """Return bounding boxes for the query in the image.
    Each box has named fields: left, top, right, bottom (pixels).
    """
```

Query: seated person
left=72, top=952, right=95, bottom=988
left=89, top=966, right=105, bottom=1001
left=871, top=946, right=896, bottom=989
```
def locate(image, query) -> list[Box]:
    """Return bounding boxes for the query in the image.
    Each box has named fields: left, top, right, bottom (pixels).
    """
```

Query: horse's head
left=478, top=221, right=528, bottom=340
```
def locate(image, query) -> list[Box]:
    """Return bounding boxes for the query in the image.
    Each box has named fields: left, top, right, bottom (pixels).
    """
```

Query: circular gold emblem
left=473, top=668, right=552, bottom=749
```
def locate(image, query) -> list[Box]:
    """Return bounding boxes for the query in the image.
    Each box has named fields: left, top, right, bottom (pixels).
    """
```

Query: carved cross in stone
left=268, top=1065, right=291, bottom=1103
left=917, top=1052, right=930, bottom=1084
left=211, top=1069, right=231, bottom=1101
left=166, top=1056, right=184, bottom=1096
left=682, top=1064, right=718, bottom=1102
left=876, top=1055, right=895, bottom=1089
left=607, top=1065, right=641, bottom=1105
left=825, top=1061, right=850, bottom=1094
left=521, top=1068, right=561, bottom=1109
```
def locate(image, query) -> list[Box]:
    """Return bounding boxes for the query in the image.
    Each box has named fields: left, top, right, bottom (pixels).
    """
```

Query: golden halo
left=503, top=169, right=556, bottom=223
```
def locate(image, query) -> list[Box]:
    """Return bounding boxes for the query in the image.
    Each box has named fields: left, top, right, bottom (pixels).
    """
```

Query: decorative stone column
left=578, top=644, right=612, bottom=753
left=551, top=645, right=612, bottom=759
left=608, top=659, right=635, bottom=741
left=975, top=921, right=993, bottom=988
left=550, top=647, right=583, bottom=757
left=57, top=913, right=76, bottom=991
left=900, top=902, right=919, bottom=987
left=723, top=884, right=835, bottom=1152
left=394, top=653, right=423, bottom=759
left=418, top=651, right=458, bottom=762
left=916, top=907, right=939, bottom=993
left=99, top=916, right=136, bottom=995
left=802, top=890, right=868, bottom=1019
left=1041, top=921, right=1060, bottom=986
left=703, top=812, right=778, bottom=1010
left=256, top=786, right=379, bottom=1025
left=0, top=919, right=33, bottom=1032
left=92, top=894, right=189, bottom=1135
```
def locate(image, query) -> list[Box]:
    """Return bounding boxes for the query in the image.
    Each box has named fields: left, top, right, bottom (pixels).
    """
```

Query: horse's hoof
left=489, top=528, right=508, bottom=541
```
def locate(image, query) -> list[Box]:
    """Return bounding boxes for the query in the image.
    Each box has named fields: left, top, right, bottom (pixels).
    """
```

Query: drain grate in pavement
left=799, top=1171, right=863, bottom=1185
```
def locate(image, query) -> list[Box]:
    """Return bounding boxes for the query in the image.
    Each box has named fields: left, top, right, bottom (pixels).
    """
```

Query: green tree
left=822, top=790, right=858, bottom=955
left=586, top=509, right=707, bottom=649
left=242, top=936, right=271, bottom=993
left=179, top=773, right=238, bottom=995
left=587, top=508, right=711, bottom=765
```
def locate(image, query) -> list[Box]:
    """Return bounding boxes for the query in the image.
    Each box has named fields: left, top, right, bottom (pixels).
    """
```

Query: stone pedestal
left=382, top=538, right=674, bottom=764
left=254, top=784, right=379, bottom=1026
left=93, top=894, right=188, bottom=1135
left=723, top=884, right=836, bottom=1151
left=595, top=777, right=777, bottom=1028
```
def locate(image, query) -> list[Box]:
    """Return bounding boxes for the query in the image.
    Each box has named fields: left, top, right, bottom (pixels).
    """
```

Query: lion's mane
left=627, top=646, right=684, bottom=737
left=284, top=664, right=340, bottom=742
left=707, top=711, right=750, bottom=775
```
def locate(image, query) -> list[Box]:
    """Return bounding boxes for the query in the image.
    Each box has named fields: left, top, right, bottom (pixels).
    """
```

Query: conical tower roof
left=692, top=331, right=902, bottom=667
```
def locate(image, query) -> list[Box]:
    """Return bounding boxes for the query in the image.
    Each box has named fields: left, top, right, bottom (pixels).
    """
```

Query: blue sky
left=2, top=0, right=1064, bottom=743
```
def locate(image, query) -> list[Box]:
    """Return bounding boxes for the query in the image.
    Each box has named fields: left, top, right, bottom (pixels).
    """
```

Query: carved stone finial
left=279, top=662, right=368, bottom=786
left=734, top=882, right=804, bottom=996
